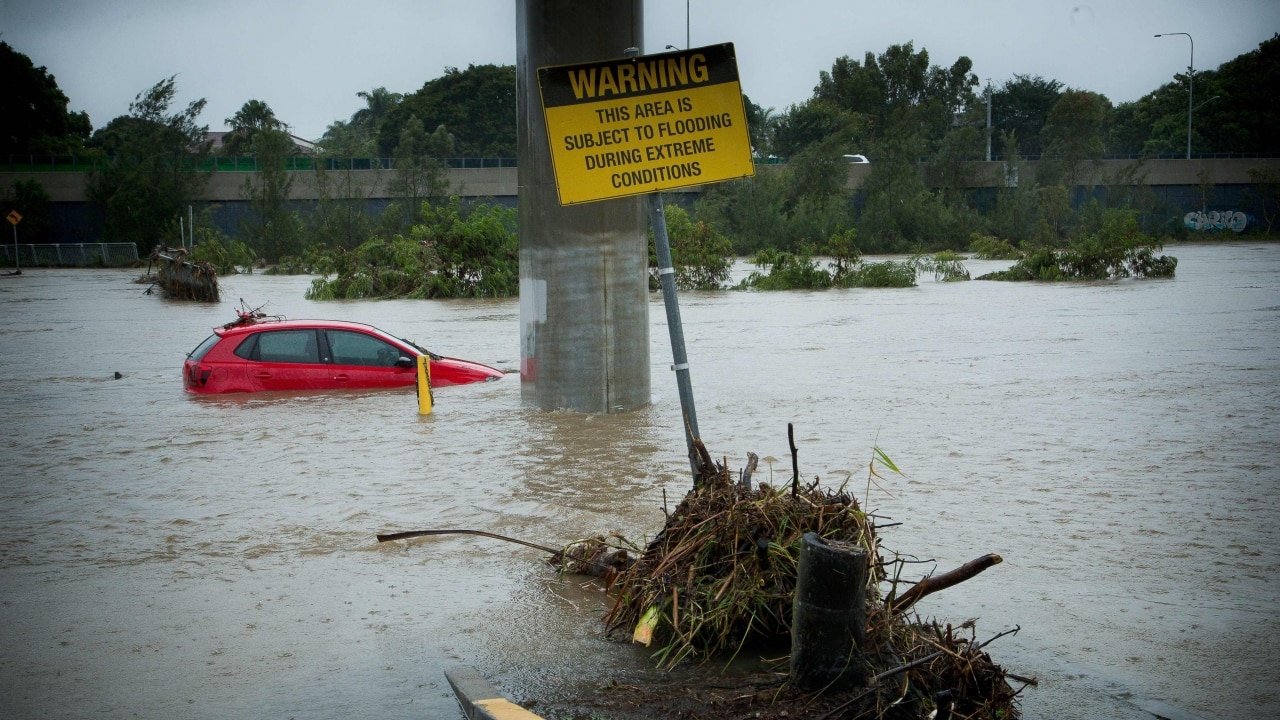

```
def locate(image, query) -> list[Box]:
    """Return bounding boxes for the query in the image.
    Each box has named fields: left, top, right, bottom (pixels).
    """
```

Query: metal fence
left=1, top=155, right=519, bottom=172
left=4, top=153, right=1278, bottom=173
left=0, top=243, right=139, bottom=268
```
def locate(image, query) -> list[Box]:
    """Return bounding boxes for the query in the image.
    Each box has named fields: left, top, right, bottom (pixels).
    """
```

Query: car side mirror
left=395, top=356, right=415, bottom=369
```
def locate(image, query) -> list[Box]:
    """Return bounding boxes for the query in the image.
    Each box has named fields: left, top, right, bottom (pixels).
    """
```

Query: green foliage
left=770, top=98, right=852, bottom=160
left=912, top=250, right=971, bottom=282
left=319, top=87, right=403, bottom=158
left=823, top=227, right=862, bottom=282
left=1245, top=165, right=1280, bottom=235
left=1038, top=90, right=1112, bottom=187
left=305, top=198, right=517, bottom=299
left=977, top=207, right=1176, bottom=281
left=1112, top=34, right=1280, bottom=156
left=742, top=94, right=779, bottom=158
left=0, top=41, right=91, bottom=155
left=734, top=231, right=919, bottom=291
left=968, top=233, right=1023, bottom=259
left=188, top=236, right=257, bottom=275
left=695, top=172, right=791, bottom=255
left=737, top=247, right=831, bottom=290
left=264, top=244, right=336, bottom=276
left=238, top=128, right=301, bottom=262
left=836, top=260, right=919, bottom=288
left=389, top=115, right=452, bottom=229
left=379, top=64, right=516, bottom=158
left=86, top=76, right=211, bottom=249
left=416, top=199, right=518, bottom=298
left=648, top=204, right=735, bottom=291
left=856, top=172, right=978, bottom=254
left=304, top=163, right=378, bottom=250
left=2, top=178, right=54, bottom=243
left=220, top=99, right=285, bottom=156
left=988, top=75, right=1062, bottom=158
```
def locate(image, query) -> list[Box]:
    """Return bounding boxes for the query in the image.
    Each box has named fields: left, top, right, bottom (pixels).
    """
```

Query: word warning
left=537, top=43, right=754, bottom=205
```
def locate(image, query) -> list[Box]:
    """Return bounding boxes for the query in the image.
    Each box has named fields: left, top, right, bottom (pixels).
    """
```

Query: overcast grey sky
left=3, top=0, right=1277, bottom=143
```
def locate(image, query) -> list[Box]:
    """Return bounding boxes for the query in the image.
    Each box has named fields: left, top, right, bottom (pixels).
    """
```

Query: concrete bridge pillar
left=516, top=0, right=650, bottom=413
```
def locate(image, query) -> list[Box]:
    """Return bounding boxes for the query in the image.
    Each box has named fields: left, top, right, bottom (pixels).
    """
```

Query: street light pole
left=1155, top=32, right=1194, bottom=159
left=985, top=80, right=993, bottom=162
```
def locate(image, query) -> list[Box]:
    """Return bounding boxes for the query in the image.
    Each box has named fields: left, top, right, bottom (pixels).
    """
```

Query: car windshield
left=187, top=334, right=221, bottom=360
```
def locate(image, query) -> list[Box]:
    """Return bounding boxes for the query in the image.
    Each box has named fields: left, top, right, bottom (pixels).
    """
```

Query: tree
left=239, top=128, right=302, bottom=262
left=317, top=87, right=403, bottom=158
left=221, top=99, right=285, bottom=156
left=86, top=76, right=211, bottom=249
left=695, top=171, right=790, bottom=255
left=1245, top=165, right=1280, bottom=235
left=990, top=75, right=1062, bottom=158
left=742, top=94, right=778, bottom=158
left=353, top=87, right=402, bottom=135
left=380, top=64, right=516, bottom=158
left=1196, top=33, right=1280, bottom=154
left=2, top=178, right=55, bottom=243
left=647, top=204, right=734, bottom=291
left=816, top=43, right=978, bottom=154
left=1038, top=89, right=1111, bottom=188
left=0, top=41, right=91, bottom=156
left=389, top=116, right=453, bottom=230
left=771, top=99, right=855, bottom=160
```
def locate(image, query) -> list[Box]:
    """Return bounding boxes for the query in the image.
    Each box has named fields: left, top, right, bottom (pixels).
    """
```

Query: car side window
left=254, top=330, right=320, bottom=364
left=326, top=330, right=404, bottom=367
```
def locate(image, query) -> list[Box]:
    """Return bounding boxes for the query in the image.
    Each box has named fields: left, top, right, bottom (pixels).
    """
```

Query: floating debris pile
left=380, top=430, right=1030, bottom=719
left=138, top=246, right=219, bottom=301
left=552, top=435, right=1028, bottom=719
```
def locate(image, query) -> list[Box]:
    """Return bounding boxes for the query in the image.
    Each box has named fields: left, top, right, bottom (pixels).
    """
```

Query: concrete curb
left=445, top=666, right=546, bottom=720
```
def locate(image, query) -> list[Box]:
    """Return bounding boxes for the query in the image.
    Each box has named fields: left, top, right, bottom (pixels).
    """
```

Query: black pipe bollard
left=790, top=532, right=868, bottom=691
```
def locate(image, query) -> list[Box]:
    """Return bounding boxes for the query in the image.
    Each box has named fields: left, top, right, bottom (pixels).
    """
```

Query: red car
left=183, top=315, right=504, bottom=394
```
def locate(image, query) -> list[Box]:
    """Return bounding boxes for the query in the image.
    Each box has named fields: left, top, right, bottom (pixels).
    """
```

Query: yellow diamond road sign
left=537, top=43, right=755, bottom=205
left=6, top=210, right=20, bottom=225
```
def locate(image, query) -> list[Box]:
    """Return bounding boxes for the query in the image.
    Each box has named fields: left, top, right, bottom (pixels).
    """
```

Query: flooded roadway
left=0, top=242, right=1276, bottom=719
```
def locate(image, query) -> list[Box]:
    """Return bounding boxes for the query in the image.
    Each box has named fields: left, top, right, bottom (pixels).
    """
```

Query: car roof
left=215, top=318, right=399, bottom=339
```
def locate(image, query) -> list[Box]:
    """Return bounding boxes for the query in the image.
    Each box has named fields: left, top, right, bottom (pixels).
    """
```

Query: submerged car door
left=322, top=329, right=417, bottom=388
left=240, top=329, right=330, bottom=391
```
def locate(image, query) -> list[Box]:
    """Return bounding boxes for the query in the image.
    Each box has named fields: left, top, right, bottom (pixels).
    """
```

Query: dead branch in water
left=890, top=553, right=1004, bottom=615
left=376, top=528, right=561, bottom=555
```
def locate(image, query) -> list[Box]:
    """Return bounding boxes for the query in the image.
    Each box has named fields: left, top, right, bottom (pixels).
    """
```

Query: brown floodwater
left=0, top=243, right=1276, bottom=719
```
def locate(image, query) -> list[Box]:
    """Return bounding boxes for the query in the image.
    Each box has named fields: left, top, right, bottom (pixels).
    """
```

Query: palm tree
left=352, top=87, right=403, bottom=136
left=222, top=99, right=284, bottom=156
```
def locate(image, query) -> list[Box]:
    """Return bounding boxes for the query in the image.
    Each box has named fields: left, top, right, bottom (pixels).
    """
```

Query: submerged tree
left=977, top=206, right=1176, bottom=281
left=306, top=198, right=518, bottom=300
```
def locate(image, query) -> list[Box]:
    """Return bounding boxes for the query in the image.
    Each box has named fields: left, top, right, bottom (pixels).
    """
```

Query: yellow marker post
left=416, top=354, right=433, bottom=415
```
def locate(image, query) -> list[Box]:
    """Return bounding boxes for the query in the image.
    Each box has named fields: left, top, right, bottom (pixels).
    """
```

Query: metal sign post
left=649, top=192, right=703, bottom=481
left=6, top=210, right=21, bottom=274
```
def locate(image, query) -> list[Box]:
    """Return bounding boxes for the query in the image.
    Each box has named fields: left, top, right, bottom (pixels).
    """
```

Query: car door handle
left=333, top=374, right=349, bottom=382
left=254, top=371, right=271, bottom=379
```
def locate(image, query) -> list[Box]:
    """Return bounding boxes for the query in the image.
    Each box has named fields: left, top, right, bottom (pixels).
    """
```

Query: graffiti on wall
left=1184, top=210, right=1251, bottom=233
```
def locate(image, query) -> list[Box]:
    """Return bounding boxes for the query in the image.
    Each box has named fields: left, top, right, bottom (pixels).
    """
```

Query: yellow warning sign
left=6, top=210, right=21, bottom=225
left=537, top=43, right=755, bottom=205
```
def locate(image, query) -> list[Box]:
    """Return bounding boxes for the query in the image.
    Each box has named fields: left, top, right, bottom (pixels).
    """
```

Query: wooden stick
left=692, top=436, right=716, bottom=486
left=375, top=528, right=561, bottom=556
left=739, top=451, right=759, bottom=490
left=788, top=423, right=799, bottom=497
left=890, top=553, right=1003, bottom=615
